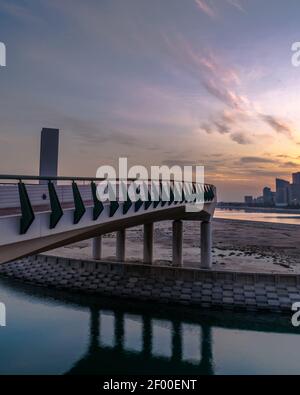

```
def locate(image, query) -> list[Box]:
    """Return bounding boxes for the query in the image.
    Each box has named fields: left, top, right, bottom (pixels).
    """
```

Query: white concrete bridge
left=0, top=175, right=216, bottom=267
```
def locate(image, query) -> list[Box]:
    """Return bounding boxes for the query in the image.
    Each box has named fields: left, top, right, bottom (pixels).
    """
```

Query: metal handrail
left=0, top=175, right=216, bottom=235
left=0, top=174, right=215, bottom=187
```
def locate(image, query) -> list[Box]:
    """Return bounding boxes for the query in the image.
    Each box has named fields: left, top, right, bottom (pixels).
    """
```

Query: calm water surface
left=0, top=277, right=299, bottom=375
left=215, top=208, right=300, bottom=225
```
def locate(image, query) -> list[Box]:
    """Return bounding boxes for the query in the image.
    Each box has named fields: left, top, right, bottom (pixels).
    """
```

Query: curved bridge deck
left=0, top=176, right=216, bottom=264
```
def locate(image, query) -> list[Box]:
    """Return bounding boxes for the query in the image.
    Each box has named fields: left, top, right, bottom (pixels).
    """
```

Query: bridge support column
left=201, top=221, right=212, bottom=269
left=172, top=220, right=183, bottom=267
left=116, top=229, right=126, bottom=262
left=143, top=223, right=154, bottom=264
left=92, top=236, right=102, bottom=260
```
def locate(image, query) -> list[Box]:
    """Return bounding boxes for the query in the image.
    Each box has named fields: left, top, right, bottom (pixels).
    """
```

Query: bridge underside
left=0, top=203, right=214, bottom=264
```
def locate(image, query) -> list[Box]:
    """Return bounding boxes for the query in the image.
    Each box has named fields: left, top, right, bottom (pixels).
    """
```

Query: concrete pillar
left=92, top=236, right=102, bottom=260
left=116, top=229, right=126, bottom=262
left=201, top=221, right=212, bottom=269
left=172, top=220, right=183, bottom=267
left=143, top=223, right=154, bottom=264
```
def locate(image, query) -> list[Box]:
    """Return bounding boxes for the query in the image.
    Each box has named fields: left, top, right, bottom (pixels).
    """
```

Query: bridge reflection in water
left=67, top=307, right=213, bottom=375
left=1, top=277, right=298, bottom=375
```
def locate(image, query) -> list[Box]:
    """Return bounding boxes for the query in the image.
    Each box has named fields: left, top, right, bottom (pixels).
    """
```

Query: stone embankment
left=0, top=254, right=299, bottom=314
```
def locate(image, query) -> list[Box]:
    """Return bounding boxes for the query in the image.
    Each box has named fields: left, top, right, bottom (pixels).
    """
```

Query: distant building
left=244, top=196, right=253, bottom=206
left=39, top=128, right=59, bottom=184
left=289, top=183, right=300, bottom=206
left=254, top=196, right=264, bottom=205
left=275, top=178, right=290, bottom=207
left=243, top=172, right=300, bottom=208
left=263, top=187, right=274, bottom=206
left=292, top=172, right=300, bottom=185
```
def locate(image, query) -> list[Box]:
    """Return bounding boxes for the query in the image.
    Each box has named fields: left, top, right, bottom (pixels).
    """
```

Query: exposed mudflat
left=45, top=218, right=300, bottom=274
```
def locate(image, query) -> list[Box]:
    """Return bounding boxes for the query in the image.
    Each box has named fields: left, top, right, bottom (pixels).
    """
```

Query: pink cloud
left=194, top=0, right=216, bottom=19
left=194, top=0, right=245, bottom=19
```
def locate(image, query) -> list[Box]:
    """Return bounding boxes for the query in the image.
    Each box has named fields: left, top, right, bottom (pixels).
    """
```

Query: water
left=0, top=277, right=300, bottom=375
left=215, top=208, right=300, bottom=225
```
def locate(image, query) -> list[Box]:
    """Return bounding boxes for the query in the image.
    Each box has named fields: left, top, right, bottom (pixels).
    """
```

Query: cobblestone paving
left=0, top=255, right=299, bottom=314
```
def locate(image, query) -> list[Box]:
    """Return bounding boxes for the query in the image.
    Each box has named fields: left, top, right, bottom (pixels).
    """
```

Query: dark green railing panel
left=91, top=182, right=104, bottom=220
left=135, top=199, right=144, bottom=212
left=210, top=186, right=213, bottom=200
left=18, top=181, right=35, bottom=234
left=123, top=196, right=132, bottom=214
left=144, top=201, right=152, bottom=210
left=168, top=186, right=174, bottom=206
left=48, top=181, right=63, bottom=229
left=152, top=183, right=161, bottom=208
left=181, top=189, right=186, bottom=203
left=184, top=183, right=194, bottom=203
left=210, top=186, right=215, bottom=201
left=161, top=182, right=170, bottom=207
left=154, top=200, right=161, bottom=208
left=206, top=185, right=211, bottom=201
left=72, top=181, right=86, bottom=224
left=173, top=183, right=181, bottom=204
left=196, top=184, right=203, bottom=201
left=134, top=186, right=143, bottom=213
left=3, top=176, right=216, bottom=236
left=109, top=201, right=119, bottom=217
left=204, top=185, right=209, bottom=202
left=192, top=184, right=197, bottom=203
left=144, top=192, right=152, bottom=210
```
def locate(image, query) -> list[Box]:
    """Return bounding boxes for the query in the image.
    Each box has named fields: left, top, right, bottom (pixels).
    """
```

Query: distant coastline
left=217, top=204, right=300, bottom=215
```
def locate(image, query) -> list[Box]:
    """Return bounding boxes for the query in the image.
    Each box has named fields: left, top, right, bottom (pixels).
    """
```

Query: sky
left=1, top=0, right=300, bottom=201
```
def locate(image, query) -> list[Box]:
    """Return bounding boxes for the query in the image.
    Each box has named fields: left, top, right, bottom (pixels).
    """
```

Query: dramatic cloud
left=214, top=121, right=231, bottom=134
left=238, top=156, right=298, bottom=167
left=162, top=159, right=200, bottom=167
left=195, top=0, right=244, bottom=19
left=230, top=132, right=252, bottom=145
left=201, top=123, right=213, bottom=134
left=260, top=114, right=294, bottom=138
left=194, top=0, right=216, bottom=19
left=196, top=51, right=295, bottom=143
left=283, top=161, right=299, bottom=167
left=239, top=157, right=277, bottom=164
left=203, top=80, right=246, bottom=110
left=227, top=0, right=245, bottom=12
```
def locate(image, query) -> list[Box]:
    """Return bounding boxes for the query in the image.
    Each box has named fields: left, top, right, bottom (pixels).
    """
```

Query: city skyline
left=242, top=171, right=300, bottom=206
left=1, top=0, right=300, bottom=201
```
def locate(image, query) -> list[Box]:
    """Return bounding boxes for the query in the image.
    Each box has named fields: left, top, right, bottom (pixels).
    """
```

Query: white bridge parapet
left=0, top=176, right=217, bottom=267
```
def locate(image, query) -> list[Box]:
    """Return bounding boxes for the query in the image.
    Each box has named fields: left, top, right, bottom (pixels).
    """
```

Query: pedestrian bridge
left=0, top=175, right=216, bottom=266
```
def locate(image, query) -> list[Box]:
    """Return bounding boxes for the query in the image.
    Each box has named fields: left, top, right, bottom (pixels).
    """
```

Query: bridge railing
left=0, top=175, right=216, bottom=235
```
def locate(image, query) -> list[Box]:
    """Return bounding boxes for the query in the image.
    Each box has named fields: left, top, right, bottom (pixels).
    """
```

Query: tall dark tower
left=39, top=128, right=59, bottom=184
